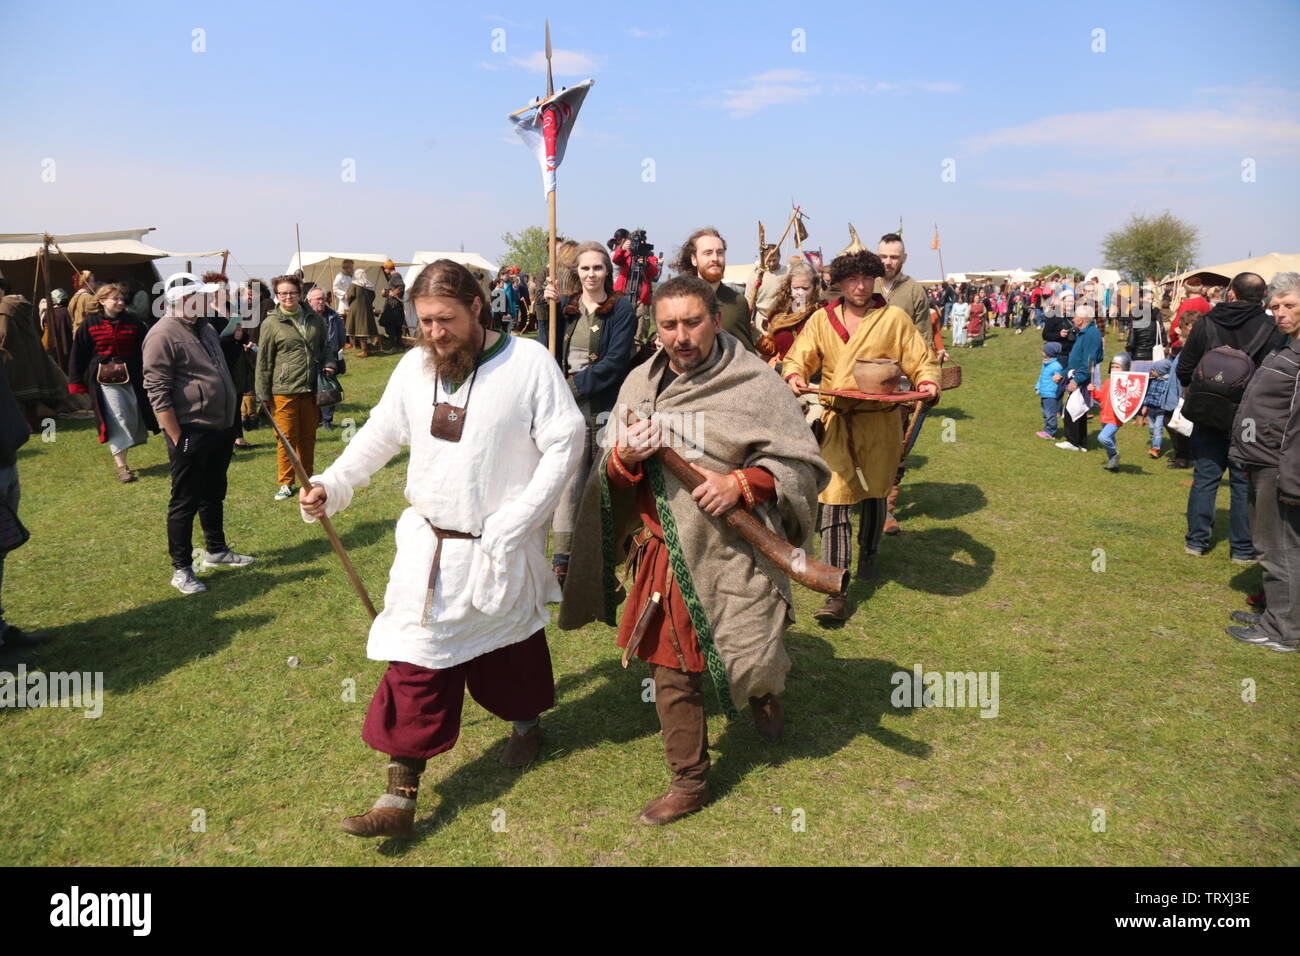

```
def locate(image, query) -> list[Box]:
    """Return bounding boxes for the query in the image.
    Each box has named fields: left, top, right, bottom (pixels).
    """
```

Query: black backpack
left=1183, top=340, right=1256, bottom=433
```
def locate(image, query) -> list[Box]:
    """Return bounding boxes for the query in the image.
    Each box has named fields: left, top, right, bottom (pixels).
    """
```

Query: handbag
left=1152, top=319, right=1167, bottom=362
left=315, top=366, right=343, bottom=407
left=0, top=501, right=30, bottom=554
left=1168, top=398, right=1194, bottom=436
left=96, top=360, right=129, bottom=385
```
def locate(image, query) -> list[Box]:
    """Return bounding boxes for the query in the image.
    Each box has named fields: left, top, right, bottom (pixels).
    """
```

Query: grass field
left=2, top=327, right=1296, bottom=866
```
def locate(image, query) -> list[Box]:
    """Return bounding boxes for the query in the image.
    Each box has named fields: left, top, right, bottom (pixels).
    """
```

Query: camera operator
left=609, top=227, right=660, bottom=344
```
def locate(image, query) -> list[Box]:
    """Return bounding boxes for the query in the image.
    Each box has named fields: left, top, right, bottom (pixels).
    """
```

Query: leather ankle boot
left=638, top=787, right=709, bottom=826
left=340, top=805, right=415, bottom=838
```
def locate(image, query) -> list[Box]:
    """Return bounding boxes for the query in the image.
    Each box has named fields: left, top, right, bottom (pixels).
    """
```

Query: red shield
left=1109, top=371, right=1149, bottom=424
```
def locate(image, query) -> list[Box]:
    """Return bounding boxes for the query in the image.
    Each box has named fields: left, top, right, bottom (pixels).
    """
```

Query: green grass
left=2, top=329, right=1296, bottom=866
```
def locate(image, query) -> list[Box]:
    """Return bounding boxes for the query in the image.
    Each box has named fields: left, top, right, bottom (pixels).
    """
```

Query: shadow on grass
left=376, top=632, right=930, bottom=854
left=894, top=482, right=987, bottom=521
left=256, top=520, right=393, bottom=567
left=0, top=567, right=319, bottom=703
left=930, top=405, right=972, bottom=421
left=884, top=527, right=995, bottom=596
left=708, top=631, right=929, bottom=804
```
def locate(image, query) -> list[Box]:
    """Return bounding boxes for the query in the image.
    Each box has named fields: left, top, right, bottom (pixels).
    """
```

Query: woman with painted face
left=538, top=241, right=637, bottom=585
left=758, top=262, right=822, bottom=367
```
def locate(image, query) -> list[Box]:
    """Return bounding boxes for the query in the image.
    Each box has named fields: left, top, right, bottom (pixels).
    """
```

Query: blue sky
left=2, top=0, right=1297, bottom=280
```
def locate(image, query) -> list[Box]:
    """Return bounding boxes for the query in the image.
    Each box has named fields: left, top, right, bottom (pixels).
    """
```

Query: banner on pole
left=509, top=79, right=594, bottom=196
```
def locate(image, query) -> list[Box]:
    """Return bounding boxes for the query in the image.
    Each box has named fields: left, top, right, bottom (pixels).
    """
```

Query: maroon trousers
left=361, top=629, right=555, bottom=760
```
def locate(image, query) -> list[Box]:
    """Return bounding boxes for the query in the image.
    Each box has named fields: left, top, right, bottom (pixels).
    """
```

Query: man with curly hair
left=783, top=251, right=941, bottom=623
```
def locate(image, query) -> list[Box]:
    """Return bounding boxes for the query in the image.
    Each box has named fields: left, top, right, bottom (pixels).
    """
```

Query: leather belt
left=421, top=519, right=480, bottom=625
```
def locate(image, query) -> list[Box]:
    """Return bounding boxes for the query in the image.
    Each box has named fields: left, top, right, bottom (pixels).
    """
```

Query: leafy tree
left=1100, top=211, right=1200, bottom=282
left=498, top=226, right=550, bottom=277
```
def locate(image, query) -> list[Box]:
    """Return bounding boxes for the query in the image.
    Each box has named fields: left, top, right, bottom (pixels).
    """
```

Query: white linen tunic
left=304, top=334, right=585, bottom=670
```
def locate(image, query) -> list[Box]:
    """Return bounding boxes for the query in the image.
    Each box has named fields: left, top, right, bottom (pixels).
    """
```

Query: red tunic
left=607, top=447, right=775, bottom=672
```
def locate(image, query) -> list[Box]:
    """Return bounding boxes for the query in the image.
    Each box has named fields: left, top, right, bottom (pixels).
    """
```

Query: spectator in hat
left=1035, top=341, right=1065, bottom=439
left=143, top=275, right=254, bottom=595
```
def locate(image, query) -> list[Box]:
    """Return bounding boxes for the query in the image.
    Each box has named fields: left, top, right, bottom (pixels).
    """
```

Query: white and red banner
left=509, top=79, right=594, bottom=196
left=1109, top=371, right=1149, bottom=424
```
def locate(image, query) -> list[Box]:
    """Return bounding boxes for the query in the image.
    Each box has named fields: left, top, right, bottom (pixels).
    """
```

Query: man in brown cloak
left=560, top=275, right=828, bottom=825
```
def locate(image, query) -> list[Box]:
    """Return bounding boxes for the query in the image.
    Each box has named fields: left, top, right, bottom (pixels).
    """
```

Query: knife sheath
left=622, top=591, right=663, bottom=668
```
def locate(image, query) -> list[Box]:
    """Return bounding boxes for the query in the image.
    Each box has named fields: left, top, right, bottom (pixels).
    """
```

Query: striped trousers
left=819, top=499, right=886, bottom=575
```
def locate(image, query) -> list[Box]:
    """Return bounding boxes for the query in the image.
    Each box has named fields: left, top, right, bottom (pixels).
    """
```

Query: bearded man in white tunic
left=300, top=260, right=585, bottom=839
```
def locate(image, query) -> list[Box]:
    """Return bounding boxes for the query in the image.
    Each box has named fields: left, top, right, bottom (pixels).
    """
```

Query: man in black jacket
left=1177, top=272, right=1287, bottom=560
left=1041, top=303, right=1077, bottom=356
left=1224, top=272, right=1300, bottom=652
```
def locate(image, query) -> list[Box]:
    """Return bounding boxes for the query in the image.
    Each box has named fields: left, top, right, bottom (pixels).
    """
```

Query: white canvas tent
left=1174, top=253, right=1300, bottom=286
left=401, top=252, right=499, bottom=329
left=0, top=228, right=175, bottom=304
left=1085, top=268, right=1121, bottom=287
left=285, top=251, right=410, bottom=304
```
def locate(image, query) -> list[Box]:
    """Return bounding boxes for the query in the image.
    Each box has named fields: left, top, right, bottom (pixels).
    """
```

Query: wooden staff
left=262, top=402, right=377, bottom=620
left=626, top=411, right=848, bottom=595
left=545, top=20, right=558, bottom=360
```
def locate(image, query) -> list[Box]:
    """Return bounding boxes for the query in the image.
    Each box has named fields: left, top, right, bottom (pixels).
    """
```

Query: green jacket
left=255, top=307, right=332, bottom=400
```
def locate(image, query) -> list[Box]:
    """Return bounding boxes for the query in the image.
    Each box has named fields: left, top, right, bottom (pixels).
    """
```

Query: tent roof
left=408, top=251, right=498, bottom=276
left=286, top=252, right=410, bottom=272
left=1175, top=252, right=1300, bottom=285
left=722, top=262, right=758, bottom=284
left=1085, top=268, right=1122, bottom=286
left=0, top=227, right=171, bottom=262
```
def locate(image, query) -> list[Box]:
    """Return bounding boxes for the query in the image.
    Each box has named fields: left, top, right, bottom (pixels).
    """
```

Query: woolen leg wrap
left=385, top=757, right=425, bottom=802
left=819, top=504, right=853, bottom=570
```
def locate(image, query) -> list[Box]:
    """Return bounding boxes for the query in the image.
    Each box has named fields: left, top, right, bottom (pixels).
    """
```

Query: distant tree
left=1100, top=211, right=1200, bottom=282
left=1033, top=264, right=1081, bottom=280
left=498, top=226, right=550, bottom=276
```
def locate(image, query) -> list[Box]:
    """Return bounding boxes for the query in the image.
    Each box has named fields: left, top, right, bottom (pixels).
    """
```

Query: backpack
left=1182, top=345, right=1255, bottom=432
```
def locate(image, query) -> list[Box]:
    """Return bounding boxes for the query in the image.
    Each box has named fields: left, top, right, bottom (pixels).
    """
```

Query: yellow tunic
left=783, top=302, right=941, bottom=505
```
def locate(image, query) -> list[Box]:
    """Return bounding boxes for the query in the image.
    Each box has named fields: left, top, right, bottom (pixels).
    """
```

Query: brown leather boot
left=638, top=788, right=709, bottom=826
left=884, top=485, right=901, bottom=535
left=814, top=593, right=849, bottom=623
left=500, top=725, right=542, bottom=767
left=749, top=693, right=785, bottom=742
left=340, top=805, right=415, bottom=838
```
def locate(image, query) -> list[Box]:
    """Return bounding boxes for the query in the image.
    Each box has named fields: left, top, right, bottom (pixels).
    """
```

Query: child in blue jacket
left=1141, top=358, right=1174, bottom=458
left=1035, top=341, right=1065, bottom=439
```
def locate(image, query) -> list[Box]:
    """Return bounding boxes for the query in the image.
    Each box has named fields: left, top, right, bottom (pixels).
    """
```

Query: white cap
left=161, top=273, right=219, bottom=305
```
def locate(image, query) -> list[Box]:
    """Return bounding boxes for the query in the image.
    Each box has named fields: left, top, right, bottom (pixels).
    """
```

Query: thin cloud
left=487, top=14, right=528, bottom=28
left=478, top=60, right=507, bottom=71
left=510, top=49, right=604, bottom=76
left=626, top=27, right=667, bottom=39
left=720, top=70, right=822, bottom=118
left=916, top=81, right=960, bottom=94
left=964, top=107, right=1300, bottom=154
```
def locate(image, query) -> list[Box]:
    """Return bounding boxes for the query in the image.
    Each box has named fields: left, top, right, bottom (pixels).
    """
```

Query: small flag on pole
left=509, top=79, right=594, bottom=196
left=930, top=227, right=940, bottom=251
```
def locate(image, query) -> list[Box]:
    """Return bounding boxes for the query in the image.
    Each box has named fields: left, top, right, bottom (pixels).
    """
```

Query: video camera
left=628, top=228, right=654, bottom=262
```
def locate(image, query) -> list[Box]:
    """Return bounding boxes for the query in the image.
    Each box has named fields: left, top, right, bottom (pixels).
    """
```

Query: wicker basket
left=941, top=362, right=963, bottom=391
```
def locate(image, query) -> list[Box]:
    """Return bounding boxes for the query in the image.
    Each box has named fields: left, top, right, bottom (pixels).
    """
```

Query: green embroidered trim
left=597, top=449, right=619, bottom=626
left=646, top=458, right=738, bottom=719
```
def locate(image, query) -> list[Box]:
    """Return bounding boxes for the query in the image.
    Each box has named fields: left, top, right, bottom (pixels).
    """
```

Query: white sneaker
left=274, top=484, right=294, bottom=501
left=199, top=549, right=255, bottom=569
left=170, top=567, right=207, bottom=595
left=1054, top=441, right=1079, bottom=451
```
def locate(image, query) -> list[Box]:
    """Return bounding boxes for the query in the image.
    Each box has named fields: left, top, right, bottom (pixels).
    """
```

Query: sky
left=2, top=0, right=1298, bottom=282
